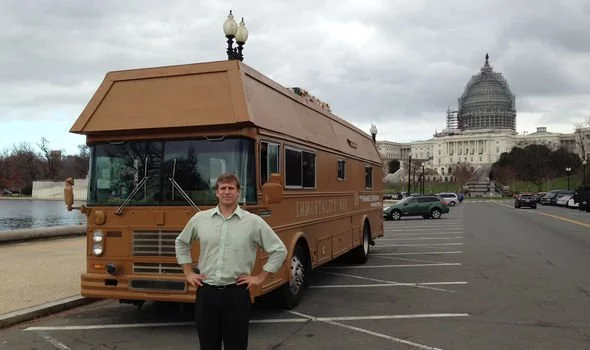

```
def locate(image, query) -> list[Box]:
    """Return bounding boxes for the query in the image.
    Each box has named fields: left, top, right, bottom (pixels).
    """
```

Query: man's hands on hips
left=185, top=271, right=207, bottom=287
left=236, top=273, right=267, bottom=289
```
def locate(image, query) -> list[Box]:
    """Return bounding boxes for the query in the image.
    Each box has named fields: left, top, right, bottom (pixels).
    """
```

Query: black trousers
left=195, top=284, right=251, bottom=350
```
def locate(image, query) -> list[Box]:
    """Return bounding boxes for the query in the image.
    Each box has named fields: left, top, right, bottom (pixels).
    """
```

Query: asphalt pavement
left=1, top=200, right=590, bottom=349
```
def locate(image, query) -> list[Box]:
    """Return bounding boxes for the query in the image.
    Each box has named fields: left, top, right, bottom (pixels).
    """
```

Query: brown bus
left=65, top=59, right=384, bottom=308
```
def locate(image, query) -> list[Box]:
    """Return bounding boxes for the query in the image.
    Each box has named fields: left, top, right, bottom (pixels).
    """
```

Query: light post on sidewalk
left=565, top=167, right=572, bottom=190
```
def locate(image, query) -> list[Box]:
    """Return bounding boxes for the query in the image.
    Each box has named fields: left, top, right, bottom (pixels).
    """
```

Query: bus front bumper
left=81, top=273, right=195, bottom=303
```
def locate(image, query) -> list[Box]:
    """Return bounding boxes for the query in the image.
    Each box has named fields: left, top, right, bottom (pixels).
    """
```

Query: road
left=2, top=200, right=590, bottom=349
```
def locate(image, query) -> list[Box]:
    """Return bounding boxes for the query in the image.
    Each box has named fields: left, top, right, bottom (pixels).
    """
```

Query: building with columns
left=377, top=55, right=589, bottom=184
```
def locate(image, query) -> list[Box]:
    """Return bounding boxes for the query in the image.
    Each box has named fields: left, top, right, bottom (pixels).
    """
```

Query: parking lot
left=3, top=199, right=590, bottom=349
left=1, top=205, right=469, bottom=350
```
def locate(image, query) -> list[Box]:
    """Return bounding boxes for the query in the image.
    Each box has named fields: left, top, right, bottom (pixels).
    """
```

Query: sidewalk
left=0, top=236, right=89, bottom=326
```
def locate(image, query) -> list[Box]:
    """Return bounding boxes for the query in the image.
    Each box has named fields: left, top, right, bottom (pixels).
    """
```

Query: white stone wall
left=32, top=178, right=88, bottom=200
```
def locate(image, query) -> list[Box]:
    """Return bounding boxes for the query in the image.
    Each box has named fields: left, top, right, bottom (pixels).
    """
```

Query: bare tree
left=37, top=137, right=63, bottom=180
left=574, top=117, right=590, bottom=161
left=453, top=162, right=475, bottom=190
left=10, top=143, right=43, bottom=194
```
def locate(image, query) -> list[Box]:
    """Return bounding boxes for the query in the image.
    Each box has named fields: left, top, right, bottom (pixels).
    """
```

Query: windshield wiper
left=115, top=176, right=149, bottom=216
left=168, top=178, right=200, bottom=212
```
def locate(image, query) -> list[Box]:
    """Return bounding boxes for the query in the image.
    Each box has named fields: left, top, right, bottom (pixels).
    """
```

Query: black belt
left=201, top=283, right=241, bottom=290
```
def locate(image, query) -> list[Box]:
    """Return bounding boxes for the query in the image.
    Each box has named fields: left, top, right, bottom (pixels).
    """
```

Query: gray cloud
left=0, top=0, right=589, bottom=145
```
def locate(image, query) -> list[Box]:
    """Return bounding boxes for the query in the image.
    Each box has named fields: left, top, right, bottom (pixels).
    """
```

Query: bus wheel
left=348, top=223, right=370, bottom=264
left=282, top=245, right=306, bottom=309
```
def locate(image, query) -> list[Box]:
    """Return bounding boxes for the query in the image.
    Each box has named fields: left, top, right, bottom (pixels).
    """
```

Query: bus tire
left=348, top=222, right=370, bottom=264
left=281, top=244, right=307, bottom=309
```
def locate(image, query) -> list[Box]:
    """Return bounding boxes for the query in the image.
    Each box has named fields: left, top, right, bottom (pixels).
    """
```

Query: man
left=175, top=173, right=287, bottom=350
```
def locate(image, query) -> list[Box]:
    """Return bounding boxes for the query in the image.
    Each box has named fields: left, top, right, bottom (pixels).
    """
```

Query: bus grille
left=132, top=231, right=179, bottom=256
left=133, top=262, right=183, bottom=274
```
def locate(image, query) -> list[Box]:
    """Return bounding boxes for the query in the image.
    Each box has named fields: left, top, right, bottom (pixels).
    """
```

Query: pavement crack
left=269, top=318, right=312, bottom=349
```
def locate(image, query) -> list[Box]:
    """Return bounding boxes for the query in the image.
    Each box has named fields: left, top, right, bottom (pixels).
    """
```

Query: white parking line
left=387, top=223, right=463, bottom=227
left=379, top=237, right=463, bottom=241
left=318, top=271, right=457, bottom=293
left=311, top=282, right=467, bottom=289
left=28, top=313, right=468, bottom=350
left=382, top=232, right=464, bottom=236
left=289, top=310, right=460, bottom=350
left=372, top=251, right=462, bottom=255
left=374, top=256, right=453, bottom=264
left=323, top=263, right=461, bottom=268
left=38, top=333, right=71, bottom=350
left=385, top=225, right=463, bottom=232
left=377, top=243, right=463, bottom=247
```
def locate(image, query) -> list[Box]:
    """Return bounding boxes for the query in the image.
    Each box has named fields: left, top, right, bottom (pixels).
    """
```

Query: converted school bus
left=65, top=59, right=384, bottom=308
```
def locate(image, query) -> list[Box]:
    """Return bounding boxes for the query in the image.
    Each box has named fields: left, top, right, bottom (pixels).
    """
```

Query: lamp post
left=565, top=167, right=572, bottom=190
left=407, top=154, right=412, bottom=196
left=421, top=165, right=425, bottom=195
left=223, top=10, right=249, bottom=61
left=583, top=160, right=587, bottom=187
left=421, top=156, right=433, bottom=195
left=370, top=124, right=378, bottom=143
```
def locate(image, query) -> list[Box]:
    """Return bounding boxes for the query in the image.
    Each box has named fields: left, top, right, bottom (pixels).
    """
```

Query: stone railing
left=32, top=178, right=88, bottom=200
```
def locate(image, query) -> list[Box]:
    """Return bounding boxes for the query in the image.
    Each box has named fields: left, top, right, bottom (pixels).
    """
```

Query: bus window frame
left=284, top=145, right=317, bottom=190
left=260, top=140, right=281, bottom=187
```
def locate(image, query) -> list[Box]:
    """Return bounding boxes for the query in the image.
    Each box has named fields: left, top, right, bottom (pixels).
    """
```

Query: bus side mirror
left=64, top=178, right=75, bottom=211
left=262, top=173, right=283, bottom=205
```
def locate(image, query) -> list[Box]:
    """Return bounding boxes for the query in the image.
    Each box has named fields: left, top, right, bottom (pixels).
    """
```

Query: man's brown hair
left=214, top=173, right=241, bottom=191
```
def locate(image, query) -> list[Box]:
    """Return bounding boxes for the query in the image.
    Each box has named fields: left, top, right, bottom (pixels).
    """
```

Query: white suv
left=438, top=192, right=459, bottom=206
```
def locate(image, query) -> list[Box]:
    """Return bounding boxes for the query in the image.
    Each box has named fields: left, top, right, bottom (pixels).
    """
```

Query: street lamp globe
left=370, top=124, right=378, bottom=136
left=235, top=18, right=249, bottom=44
left=370, top=124, right=378, bottom=142
left=223, top=11, right=238, bottom=37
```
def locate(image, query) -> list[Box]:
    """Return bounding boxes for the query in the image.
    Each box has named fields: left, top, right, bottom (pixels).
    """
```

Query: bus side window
left=261, top=141, right=280, bottom=185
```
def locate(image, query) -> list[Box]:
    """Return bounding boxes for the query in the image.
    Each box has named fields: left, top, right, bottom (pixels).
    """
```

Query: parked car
left=438, top=192, right=459, bottom=206
left=540, top=190, right=559, bottom=205
left=514, top=193, right=537, bottom=209
left=540, top=190, right=574, bottom=206
left=383, top=196, right=449, bottom=220
left=572, top=186, right=590, bottom=211
left=555, top=194, right=573, bottom=207
left=567, top=197, right=580, bottom=208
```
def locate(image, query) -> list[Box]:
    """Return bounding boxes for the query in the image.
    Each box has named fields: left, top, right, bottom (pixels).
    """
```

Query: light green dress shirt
left=175, top=205, right=288, bottom=286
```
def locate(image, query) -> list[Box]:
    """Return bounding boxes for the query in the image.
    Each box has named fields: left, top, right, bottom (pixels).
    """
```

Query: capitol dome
left=457, top=54, right=516, bottom=132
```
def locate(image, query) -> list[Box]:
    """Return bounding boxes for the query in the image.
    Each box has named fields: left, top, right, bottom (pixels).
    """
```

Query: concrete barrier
left=0, top=225, right=86, bottom=243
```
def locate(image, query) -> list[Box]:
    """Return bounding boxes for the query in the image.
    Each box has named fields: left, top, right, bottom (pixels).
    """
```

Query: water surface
left=0, top=199, right=87, bottom=231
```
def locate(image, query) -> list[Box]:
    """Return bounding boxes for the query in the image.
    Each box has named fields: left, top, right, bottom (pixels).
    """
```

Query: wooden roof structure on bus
left=70, top=60, right=382, bottom=164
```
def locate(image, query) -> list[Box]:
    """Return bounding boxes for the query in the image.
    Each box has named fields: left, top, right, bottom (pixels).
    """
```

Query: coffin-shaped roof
left=71, top=60, right=381, bottom=163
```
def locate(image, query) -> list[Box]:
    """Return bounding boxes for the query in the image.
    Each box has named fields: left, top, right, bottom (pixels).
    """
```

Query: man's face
left=215, top=180, right=240, bottom=206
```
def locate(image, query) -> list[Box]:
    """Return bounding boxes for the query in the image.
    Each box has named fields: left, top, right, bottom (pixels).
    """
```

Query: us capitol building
left=376, top=54, right=588, bottom=189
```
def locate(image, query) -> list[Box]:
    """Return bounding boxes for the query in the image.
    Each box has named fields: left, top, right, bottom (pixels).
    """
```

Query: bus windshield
left=87, top=138, right=256, bottom=206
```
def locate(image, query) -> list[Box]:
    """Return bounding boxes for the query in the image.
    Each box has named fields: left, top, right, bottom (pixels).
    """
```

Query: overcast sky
left=1, top=0, right=589, bottom=155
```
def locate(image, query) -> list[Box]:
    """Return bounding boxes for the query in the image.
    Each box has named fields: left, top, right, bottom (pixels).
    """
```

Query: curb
left=0, top=296, right=97, bottom=329
left=0, top=225, right=86, bottom=244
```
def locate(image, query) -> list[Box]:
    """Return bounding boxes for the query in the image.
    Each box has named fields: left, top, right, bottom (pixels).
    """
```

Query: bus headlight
left=92, top=243, right=104, bottom=256
left=92, top=230, right=105, bottom=243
